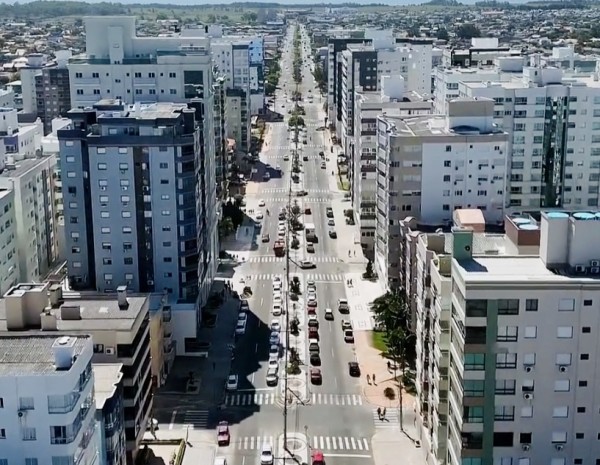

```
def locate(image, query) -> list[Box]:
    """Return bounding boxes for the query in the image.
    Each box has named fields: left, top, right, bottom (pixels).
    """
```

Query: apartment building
left=352, top=75, right=432, bottom=255
left=0, top=334, right=99, bottom=465
left=0, top=148, right=60, bottom=283
left=20, top=51, right=72, bottom=134
left=0, top=107, right=44, bottom=160
left=0, top=283, right=155, bottom=463
left=374, top=98, right=508, bottom=288
left=0, top=188, right=18, bottom=294
left=338, top=36, right=433, bottom=157
left=459, top=65, right=600, bottom=210
left=441, top=37, right=519, bottom=69
left=68, top=17, right=214, bottom=110
left=225, top=87, right=251, bottom=154
left=57, top=100, right=216, bottom=304
left=94, top=363, right=127, bottom=465
left=213, top=76, right=228, bottom=201
left=539, top=46, right=597, bottom=73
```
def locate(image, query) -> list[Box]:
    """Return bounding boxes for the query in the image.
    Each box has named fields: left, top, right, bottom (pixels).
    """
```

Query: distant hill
left=422, top=0, right=462, bottom=5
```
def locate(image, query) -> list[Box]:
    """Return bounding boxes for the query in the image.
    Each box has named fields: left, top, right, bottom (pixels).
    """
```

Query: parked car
left=310, top=368, right=322, bottom=385
left=226, top=374, right=238, bottom=391
left=344, top=330, right=354, bottom=343
left=310, top=351, right=321, bottom=366
left=261, top=444, right=274, bottom=465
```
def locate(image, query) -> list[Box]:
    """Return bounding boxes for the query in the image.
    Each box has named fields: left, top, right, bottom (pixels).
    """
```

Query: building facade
left=374, top=98, right=508, bottom=288
left=94, top=364, right=127, bottom=465
left=0, top=283, right=155, bottom=463
left=0, top=188, right=18, bottom=294
left=0, top=334, right=98, bottom=465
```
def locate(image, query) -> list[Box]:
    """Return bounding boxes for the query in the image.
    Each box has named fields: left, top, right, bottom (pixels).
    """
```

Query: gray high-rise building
left=57, top=99, right=217, bottom=306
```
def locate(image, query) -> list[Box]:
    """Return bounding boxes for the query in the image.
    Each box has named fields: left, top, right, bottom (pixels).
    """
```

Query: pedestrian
left=382, top=408, right=387, bottom=420
left=354, top=250, right=356, bottom=257
left=387, top=361, right=391, bottom=371
left=372, top=374, right=377, bottom=385
left=366, top=374, right=371, bottom=385
left=377, top=407, right=382, bottom=420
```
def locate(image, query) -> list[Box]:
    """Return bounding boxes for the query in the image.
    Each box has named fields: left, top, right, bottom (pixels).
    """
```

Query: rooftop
left=93, top=363, right=124, bottom=409
left=93, top=101, right=191, bottom=121
left=0, top=335, right=90, bottom=376
left=0, top=156, right=51, bottom=180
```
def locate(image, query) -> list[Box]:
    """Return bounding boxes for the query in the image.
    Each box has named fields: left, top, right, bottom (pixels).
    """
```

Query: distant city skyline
left=0, top=0, right=537, bottom=5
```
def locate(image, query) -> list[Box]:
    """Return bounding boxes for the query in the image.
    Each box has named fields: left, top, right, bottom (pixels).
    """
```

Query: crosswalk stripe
left=351, top=438, right=356, bottom=450
left=305, top=436, right=370, bottom=451
left=332, top=437, right=337, bottom=449
left=345, top=437, right=350, bottom=449
left=357, top=439, right=363, bottom=450
left=326, top=437, right=331, bottom=450
left=363, top=438, right=370, bottom=451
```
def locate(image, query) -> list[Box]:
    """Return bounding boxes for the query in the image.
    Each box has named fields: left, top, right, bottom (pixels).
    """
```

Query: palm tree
left=371, top=291, right=413, bottom=430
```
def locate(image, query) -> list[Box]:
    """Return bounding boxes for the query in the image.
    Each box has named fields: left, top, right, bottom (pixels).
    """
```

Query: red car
left=312, top=451, right=325, bottom=465
left=310, top=368, right=322, bottom=385
left=217, top=421, right=230, bottom=446
left=309, top=327, right=319, bottom=340
left=307, top=306, right=316, bottom=315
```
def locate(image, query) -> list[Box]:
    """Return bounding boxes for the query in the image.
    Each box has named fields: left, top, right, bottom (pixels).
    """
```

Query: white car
left=307, top=280, right=316, bottom=291
left=266, top=369, right=279, bottom=387
left=273, top=304, right=282, bottom=316
left=268, top=359, right=279, bottom=371
left=237, top=313, right=247, bottom=324
left=283, top=155, right=290, bottom=161
left=235, top=320, right=246, bottom=335
left=256, top=212, right=264, bottom=220
left=270, top=319, right=281, bottom=332
left=226, top=374, right=238, bottom=391
left=273, top=281, right=282, bottom=292
left=261, top=444, right=274, bottom=465
left=307, top=295, right=317, bottom=306
left=269, top=331, right=280, bottom=345
left=259, top=199, right=266, bottom=207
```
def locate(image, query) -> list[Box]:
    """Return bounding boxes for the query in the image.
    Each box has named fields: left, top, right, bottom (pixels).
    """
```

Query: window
left=0, top=428, right=5, bottom=438
left=118, top=147, right=128, bottom=154
left=102, top=258, right=112, bottom=265
left=97, top=163, right=107, bottom=170
left=119, top=163, right=128, bottom=170
left=160, top=179, right=169, bottom=185
left=556, top=353, right=572, bottom=365
left=466, top=300, right=487, bottom=317
left=495, top=379, right=516, bottom=395
left=123, top=227, right=132, bottom=234
left=584, top=299, right=593, bottom=306
left=464, top=379, right=485, bottom=396
left=445, top=145, right=452, bottom=152
left=497, top=326, right=518, bottom=342
left=576, top=433, right=584, bottom=439
left=498, top=299, right=519, bottom=315
left=160, top=162, right=169, bottom=169
left=101, top=227, right=110, bottom=234
left=581, top=353, right=590, bottom=360
left=552, top=432, right=567, bottom=444
left=553, top=406, right=569, bottom=417
left=21, top=427, right=36, bottom=441
left=121, top=211, right=131, bottom=218
left=164, top=257, right=172, bottom=263
left=522, top=379, right=535, bottom=393
left=464, top=353, right=485, bottom=370
left=25, top=459, right=38, bottom=465
left=496, top=353, right=517, bottom=369
left=557, top=326, right=573, bottom=338
left=444, top=160, right=451, bottom=167
left=577, top=406, right=586, bottom=413
left=494, top=406, right=515, bottom=421
left=169, top=72, right=177, bottom=78
left=170, top=89, right=177, bottom=95
left=161, top=210, right=171, bottom=216
left=124, top=257, right=133, bottom=265
left=558, top=298, right=575, bottom=311
left=101, top=212, right=110, bottom=218
left=463, top=406, right=484, bottom=423
left=554, top=380, right=570, bottom=392
left=579, top=380, right=588, bottom=387
left=583, top=326, right=591, bottom=333
left=19, top=397, right=34, bottom=410
left=524, top=326, right=537, bottom=338
left=525, top=299, right=538, bottom=311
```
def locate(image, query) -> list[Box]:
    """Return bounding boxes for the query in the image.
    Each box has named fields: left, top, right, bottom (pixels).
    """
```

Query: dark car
left=310, top=351, right=321, bottom=366
left=328, top=230, right=337, bottom=239
left=348, top=361, right=360, bottom=377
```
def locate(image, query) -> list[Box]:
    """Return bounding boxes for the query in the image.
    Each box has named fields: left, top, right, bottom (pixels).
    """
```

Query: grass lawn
left=371, top=331, right=388, bottom=354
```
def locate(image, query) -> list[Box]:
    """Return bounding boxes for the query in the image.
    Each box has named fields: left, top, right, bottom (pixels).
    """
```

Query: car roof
left=349, top=361, right=358, bottom=366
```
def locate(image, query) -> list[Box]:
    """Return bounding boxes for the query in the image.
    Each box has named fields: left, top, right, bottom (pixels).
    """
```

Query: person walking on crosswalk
left=377, top=407, right=382, bottom=420
left=382, top=408, right=387, bottom=420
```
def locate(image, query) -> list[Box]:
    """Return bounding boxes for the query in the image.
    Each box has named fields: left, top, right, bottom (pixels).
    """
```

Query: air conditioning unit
left=147, top=279, right=154, bottom=285
left=100, top=186, right=107, bottom=191
left=591, top=267, right=600, bottom=274
left=524, top=365, right=534, bottom=373
left=591, top=260, right=600, bottom=267
left=555, top=444, right=564, bottom=451
left=559, top=365, right=568, bottom=373
left=575, top=265, right=586, bottom=273
left=105, top=347, right=115, bottom=355
left=524, top=393, right=534, bottom=400
left=521, top=444, right=530, bottom=451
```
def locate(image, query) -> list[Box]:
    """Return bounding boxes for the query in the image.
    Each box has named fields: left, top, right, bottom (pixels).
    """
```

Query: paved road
left=155, top=24, right=375, bottom=465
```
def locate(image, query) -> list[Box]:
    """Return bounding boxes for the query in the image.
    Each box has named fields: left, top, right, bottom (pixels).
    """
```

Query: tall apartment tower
left=57, top=100, right=217, bottom=306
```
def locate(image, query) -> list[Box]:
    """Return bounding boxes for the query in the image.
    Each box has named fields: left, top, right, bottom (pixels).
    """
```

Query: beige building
left=0, top=282, right=167, bottom=463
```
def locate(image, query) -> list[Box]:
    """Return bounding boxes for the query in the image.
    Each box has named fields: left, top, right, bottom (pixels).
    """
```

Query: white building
left=338, top=37, right=433, bottom=158
left=352, top=75, right=433, bottom=254
left=0, top=107, right=44, bottom=162
left=458, top=65, right=600, bottom=210
left=0, top=334, right=98, bottom=465
left=0, top=151, right=60, bottom=283
left=0, top=188, right=18, bottom=294
left=374, top=98, right=508, bottom=288
left=68, top=16, right=214, bottom=110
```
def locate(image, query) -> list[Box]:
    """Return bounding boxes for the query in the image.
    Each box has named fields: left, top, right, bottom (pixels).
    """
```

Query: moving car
left=310, top=368, right=322, bottom=385
left=262, top=233, right=270, bottom=243
left=259, top=199, right=266, bottom=207
left=300, top=260, right=316, bottom=269
left=226, top=374, right=238, bottom=391
left=344, top=330, right=355, bottom=343
left=217, top=421, right=230, bottom=446
left=256, top=212, right=264, bottom=220
left=328, top=230, right=337, bottom=239
left=261, top=444, right=274, bottom=465
left=326, top=207, right=334, bottom=218
left=348, top=362, right=361, bottom=377
left=311, top=450, right=325, bottom=465
left=341, top=320, right=352, bottom=330
left=324, top=308, right=334, bottom=320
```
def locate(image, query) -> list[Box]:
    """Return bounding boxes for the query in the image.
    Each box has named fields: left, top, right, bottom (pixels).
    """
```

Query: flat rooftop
left=0, top=335, right=90, bottom=376
left=93, top=363, right=124, bottom=409
left=383, top=114, right=505, bottom=138
left=96, top=102, right=190, bottom=121
left=0, top=156, right=51, bottom=179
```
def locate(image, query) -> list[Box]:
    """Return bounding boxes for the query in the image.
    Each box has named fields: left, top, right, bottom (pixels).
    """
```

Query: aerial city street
left=4, top=3, right=600, bottom=465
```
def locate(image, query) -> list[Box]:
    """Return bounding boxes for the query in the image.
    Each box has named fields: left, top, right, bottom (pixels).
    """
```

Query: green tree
left=363, top=260, right=374, bottom=279
left=371, top=291, right=415, bottom=431
left=437, top=27, right=449, bottom=41
left=456, top=23, right=481, bottom=39
left=218, top=217, right=235, bottom=239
